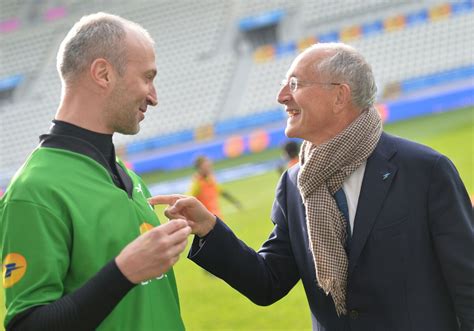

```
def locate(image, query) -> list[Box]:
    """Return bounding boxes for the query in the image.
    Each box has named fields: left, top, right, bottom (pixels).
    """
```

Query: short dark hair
left=194, top=156, right=209, bottom=169
left=283, top=141, right=299, bottom=159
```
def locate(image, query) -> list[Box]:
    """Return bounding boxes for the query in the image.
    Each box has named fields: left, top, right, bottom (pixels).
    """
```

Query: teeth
left=287, top=109, right=301, bottom=117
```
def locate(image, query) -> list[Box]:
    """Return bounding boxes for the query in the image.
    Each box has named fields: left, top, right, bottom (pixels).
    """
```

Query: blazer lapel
left=348, top=133, right=397, bottom=276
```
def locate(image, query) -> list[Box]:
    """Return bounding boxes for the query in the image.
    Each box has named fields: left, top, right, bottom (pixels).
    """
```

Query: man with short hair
left=153, top=43, right=474, bottom=331
left=277, top=140, right=300, bottom=173
left=1, top=13, right=190, bottom=330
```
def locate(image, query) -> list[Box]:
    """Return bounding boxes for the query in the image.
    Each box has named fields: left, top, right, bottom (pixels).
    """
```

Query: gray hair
left=57, top=12, right=154, bottom=83
left=308, top=43, right=377, bottom=110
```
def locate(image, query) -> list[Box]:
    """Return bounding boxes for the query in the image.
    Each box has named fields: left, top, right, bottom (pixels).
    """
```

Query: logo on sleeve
left=140, top=222, right=154, bottom=235
left=2, top=253, right=27, bottom=288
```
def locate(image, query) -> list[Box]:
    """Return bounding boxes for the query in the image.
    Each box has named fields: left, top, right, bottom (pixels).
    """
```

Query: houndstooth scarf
left=297, top=107, right=382, bottom=316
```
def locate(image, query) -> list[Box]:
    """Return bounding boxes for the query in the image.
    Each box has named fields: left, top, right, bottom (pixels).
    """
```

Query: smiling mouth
left=286, top=109, right=301, bottom=117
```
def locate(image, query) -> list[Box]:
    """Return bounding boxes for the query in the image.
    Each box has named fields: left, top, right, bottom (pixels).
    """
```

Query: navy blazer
left=189, top=132, right=474, bottom=331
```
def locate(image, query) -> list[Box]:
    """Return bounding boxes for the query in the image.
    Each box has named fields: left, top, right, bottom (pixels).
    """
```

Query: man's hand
left=115, top=219, right=191, bottom=284
left=148, top=195, right=217, bottom=238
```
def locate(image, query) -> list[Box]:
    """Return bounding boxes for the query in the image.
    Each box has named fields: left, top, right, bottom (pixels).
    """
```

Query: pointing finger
left=148, top=194, right=186, bottom=206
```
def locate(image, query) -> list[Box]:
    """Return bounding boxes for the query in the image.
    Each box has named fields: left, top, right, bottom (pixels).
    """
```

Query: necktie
left=334, top=188, right=351, bottom=251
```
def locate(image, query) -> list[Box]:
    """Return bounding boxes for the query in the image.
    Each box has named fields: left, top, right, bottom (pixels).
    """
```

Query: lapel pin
left=382, top=172, right=391, bottom=181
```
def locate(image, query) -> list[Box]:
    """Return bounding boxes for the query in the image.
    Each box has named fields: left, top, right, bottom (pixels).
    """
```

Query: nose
left=277, top=83, right=291, bottom=105
left=147, top=84, right=158, bottom=107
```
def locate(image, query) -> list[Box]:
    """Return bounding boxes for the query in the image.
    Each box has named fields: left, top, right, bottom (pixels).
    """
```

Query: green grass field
left=0, top=107, right=472, bottom=330
left=173, top=171, right=310, bottom=331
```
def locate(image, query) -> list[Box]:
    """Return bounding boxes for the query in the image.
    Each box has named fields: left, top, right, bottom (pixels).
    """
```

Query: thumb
left=173, top=196, right=204, bottom=211
left=164, top=207, right=185, bottom=220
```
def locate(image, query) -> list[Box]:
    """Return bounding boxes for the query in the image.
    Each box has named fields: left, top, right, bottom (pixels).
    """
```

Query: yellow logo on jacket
left=2, top=253, right=27, bottom=288
left=140, top=222, right=154, bottom=234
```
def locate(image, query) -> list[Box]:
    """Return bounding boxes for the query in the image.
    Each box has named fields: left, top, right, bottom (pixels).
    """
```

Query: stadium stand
left=234, top=0, right=294, bottom=18
left=0, top=0, right=473, bottom=186
left=353, top=10, right=474, bottom=97
left=0, top=24, right=60, bottom=78
left=236, top=2, right=474, bottom=120
left=300, top=0, right=410, bottom=27
left=0, top=1, right=22, bottom=22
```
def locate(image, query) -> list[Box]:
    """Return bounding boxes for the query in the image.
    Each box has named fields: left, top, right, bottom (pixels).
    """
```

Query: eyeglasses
left=280, top=76, right=341, bottom=93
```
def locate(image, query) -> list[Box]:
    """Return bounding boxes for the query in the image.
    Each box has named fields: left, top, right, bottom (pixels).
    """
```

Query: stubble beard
left=107, top=85, right=141, bottom=136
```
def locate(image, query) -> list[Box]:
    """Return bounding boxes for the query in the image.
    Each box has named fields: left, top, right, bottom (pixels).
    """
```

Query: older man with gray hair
left=1, top=12, right=191, bottom=330
left=153, top=43, right=474, bottom=331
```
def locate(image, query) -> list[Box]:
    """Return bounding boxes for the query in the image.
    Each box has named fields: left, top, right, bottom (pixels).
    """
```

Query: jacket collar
left=348, top=132, right=398, bottom=276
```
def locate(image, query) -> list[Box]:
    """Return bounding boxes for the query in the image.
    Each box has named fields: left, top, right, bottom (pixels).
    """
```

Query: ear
left=333, top=83, right=351, bottom=114
left=90, top=58, right=115, bottom=89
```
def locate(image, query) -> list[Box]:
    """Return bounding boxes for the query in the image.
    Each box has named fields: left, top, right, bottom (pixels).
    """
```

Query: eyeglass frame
left=280, top=76, right=341, bottom=93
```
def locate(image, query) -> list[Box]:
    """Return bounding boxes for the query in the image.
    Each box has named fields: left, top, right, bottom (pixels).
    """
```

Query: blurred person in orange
left=189, top=155, right=242, bottom=218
